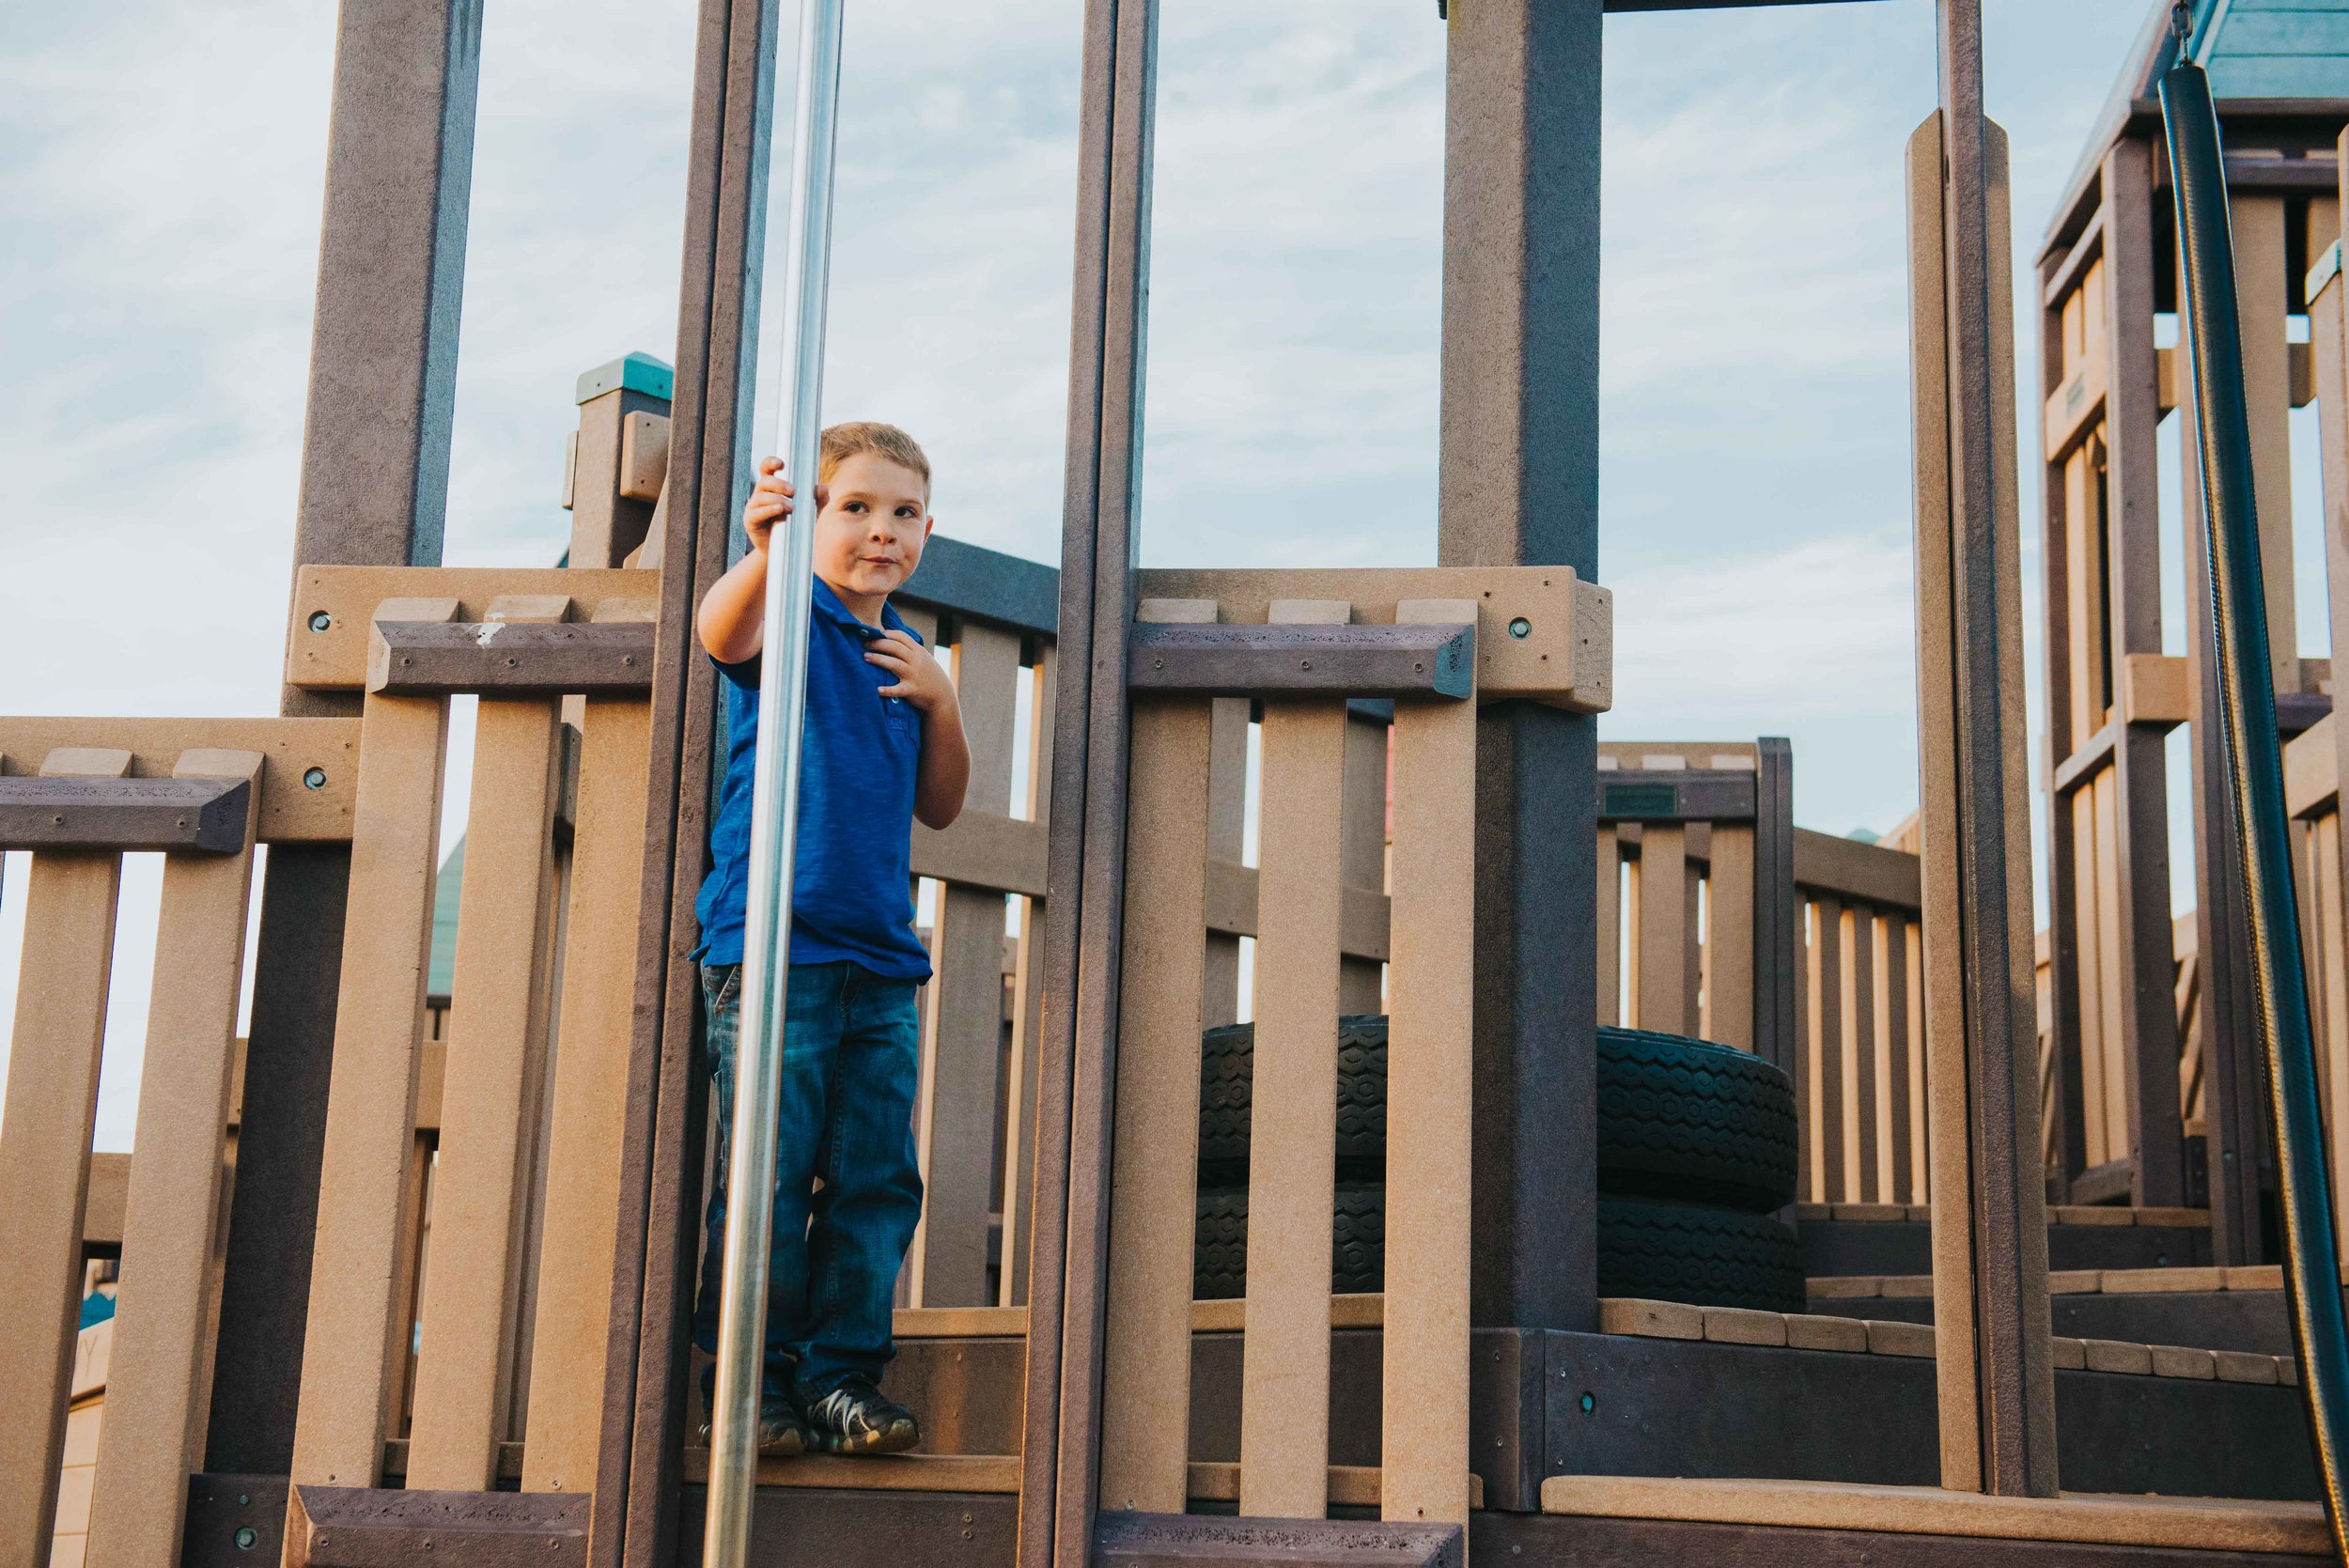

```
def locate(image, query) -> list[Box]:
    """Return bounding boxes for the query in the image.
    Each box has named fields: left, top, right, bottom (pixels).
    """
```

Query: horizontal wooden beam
left=286, top=1483, right=586, bottom=1567
left=1538, top=1475, right=2326, bottom=1556
left=898, top=534, right=1060, bottom=639
left=1205, top=859, right=1390, bottom=964
left=2041, top=207, right=2106, bottom=309
left=1129, top=621, right=1474, bottom=700
left=1094, top=1510, right=1461, bottom=1566
left=366, top=619, right=654, bottom=696
left=0, top=721, right=358, bottom=842
left=286, top=567, right=657, bottom=688
left=1135, top=566, right=1610, bottom=712
left=1598, top=770, right=1755, bottom=824
left=0, top=775, right=252, bottom=853
left=912, top=809, right=1048, bottom=898
left=1793, top=828, right=1920, bottom=911
left=2052, top=722, right=2119, bottom=799
left=2286, top=713, right=2337, bottom=820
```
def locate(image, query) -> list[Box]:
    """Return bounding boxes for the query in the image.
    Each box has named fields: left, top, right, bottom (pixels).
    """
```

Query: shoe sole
left=821, top=1421, right=920, bottom=1457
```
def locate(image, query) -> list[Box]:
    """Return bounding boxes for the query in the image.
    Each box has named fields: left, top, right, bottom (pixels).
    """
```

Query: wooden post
left=565, top=352, right=675, bottom=570
left=1439, top=0, right=1604, bottom=1336
left=208, top=0, right=480, bottom=1483
left=600, top=1, right=788, bottom=1560
left=1019, top=0, right=1156, bottom=1560
left=0, top=750, right=129, bottom=1568
left=85, top=752, right=263, bottom=1568
left=1200, top=699, right=1251, bottom=1029
left=1754, top=737, right=1797, bottom=1073
left=405, top=599, right=568, bottom=1491
left=1909, top=22, right=2058, bottom=1494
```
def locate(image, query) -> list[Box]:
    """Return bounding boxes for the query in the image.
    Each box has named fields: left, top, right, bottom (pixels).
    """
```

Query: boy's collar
left=810, top=574, right=919, bottom=643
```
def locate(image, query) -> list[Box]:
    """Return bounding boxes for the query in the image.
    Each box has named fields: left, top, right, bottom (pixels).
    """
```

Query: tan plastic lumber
left=1636, top=823, right=1692, bottom=1036
left=1237, top=599, right=1350, bottom=1519
left=999, top=645, right=1057, bottom=1309
left=285, top=567, right=658, bottom=689
left=1380, top=599, right=1478, bottom=1529
left=521, top=676, right=654, bottom=1494
left=288, top=601, right=457, bottom=1493
left=0, top=720, right=359, bottom=842
left=0, top=747, right=129, bottom=1568
left=912, top=622, right=1028, bottom=1307
left=86, top=752, right=263, bottom=1567
left=1595, top=827, right=1622, bottom=1027
left=405, top=597, right=569, bottom=1489
left=1705, top=823, right=1756, bottom=1048
left=1097, top=598, right=1217, bottom=1513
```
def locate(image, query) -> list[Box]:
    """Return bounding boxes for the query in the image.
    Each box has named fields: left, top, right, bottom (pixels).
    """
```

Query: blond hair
left=819, top=421, right=931, bottom=493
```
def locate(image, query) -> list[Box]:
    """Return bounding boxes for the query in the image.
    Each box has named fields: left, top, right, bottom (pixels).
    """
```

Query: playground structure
left=13, top=0, right=2349, bottom=1565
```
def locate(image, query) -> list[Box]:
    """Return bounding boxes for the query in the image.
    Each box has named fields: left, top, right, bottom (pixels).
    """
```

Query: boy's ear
left=923, top=515, right=936, bottom=539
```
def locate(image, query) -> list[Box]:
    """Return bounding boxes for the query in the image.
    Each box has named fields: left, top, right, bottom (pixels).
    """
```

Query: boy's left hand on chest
left=864, top=629, right=956, bottom=715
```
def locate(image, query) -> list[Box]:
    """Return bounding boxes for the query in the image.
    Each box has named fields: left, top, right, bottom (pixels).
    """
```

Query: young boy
left=690, top=421, right=971, bottom=1456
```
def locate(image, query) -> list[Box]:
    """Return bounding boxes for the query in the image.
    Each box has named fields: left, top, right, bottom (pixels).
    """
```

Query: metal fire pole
left=704, top=0, right=847, bottom=1561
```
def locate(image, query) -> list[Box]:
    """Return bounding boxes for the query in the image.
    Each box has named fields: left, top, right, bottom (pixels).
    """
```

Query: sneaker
left=697, top=1395, right=816, bottom=1457
left=804, top=1378, right=921, bottom=1456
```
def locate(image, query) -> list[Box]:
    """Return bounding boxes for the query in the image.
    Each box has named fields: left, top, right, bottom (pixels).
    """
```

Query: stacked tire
left=1191, top=1017, right=1805, bottom=1313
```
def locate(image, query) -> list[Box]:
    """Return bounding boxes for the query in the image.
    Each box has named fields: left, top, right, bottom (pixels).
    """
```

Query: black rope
left=2161, top=55, right=2349, bottom=1565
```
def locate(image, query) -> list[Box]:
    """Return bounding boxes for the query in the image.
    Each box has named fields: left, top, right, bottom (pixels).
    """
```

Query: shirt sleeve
left=713, top=651, right=760, bottom=690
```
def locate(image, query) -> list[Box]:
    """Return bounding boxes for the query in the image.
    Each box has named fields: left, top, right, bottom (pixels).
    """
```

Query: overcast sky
left=4, top=0, right=2278, bottom=1144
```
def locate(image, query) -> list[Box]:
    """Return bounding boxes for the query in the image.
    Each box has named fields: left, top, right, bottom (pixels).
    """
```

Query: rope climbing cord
left=2160, top=43, right=2349, bottom=1564
left=704, top=1, right=849, bottom=1564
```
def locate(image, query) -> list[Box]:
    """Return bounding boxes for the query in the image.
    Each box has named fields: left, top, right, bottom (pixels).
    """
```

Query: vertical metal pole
left=703, top=1, right=845, bottom=1562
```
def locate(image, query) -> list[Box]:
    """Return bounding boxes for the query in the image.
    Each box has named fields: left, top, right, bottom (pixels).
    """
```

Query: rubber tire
left=1595, top=1024, right=1799, bottom=1213
left=1196, top=1017, right=1386, bottom=1186
left=1595, top=1195, right=1806, bottom=1313
left=1192, top=1183, right=1385, bottom=1301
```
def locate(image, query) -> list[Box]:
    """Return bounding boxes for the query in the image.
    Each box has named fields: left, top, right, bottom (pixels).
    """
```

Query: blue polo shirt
left=693, top=578, right=932, bottom=981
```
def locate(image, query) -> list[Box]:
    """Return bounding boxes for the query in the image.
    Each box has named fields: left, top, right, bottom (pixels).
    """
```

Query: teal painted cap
left=577, top=350, right=675, bottom=405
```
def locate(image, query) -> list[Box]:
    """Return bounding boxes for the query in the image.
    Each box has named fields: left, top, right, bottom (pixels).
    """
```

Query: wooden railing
left=1793, top=828, right=1928, bottom=1206
left=2286, top=712, right=2349, bottom=1247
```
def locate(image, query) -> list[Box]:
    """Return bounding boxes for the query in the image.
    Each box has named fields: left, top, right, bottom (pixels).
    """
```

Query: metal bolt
left=308, top=612, right=332, bottom=632
left=1301, top=660, right=1313, bottom=670
left=238, top=1496, right=250, bottom=1507
left=303, top=768, right=328, bottom=790
left=234, top=1526, right=258, bottom=1550
left=1579, top=1390, right=1596, bottom=1413
left=1508, top=617, right=1532, bottom=639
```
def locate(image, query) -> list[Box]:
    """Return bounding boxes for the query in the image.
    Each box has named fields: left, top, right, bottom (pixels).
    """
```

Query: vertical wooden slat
left=1003, top=646, right=1059, bottom=1309
left=2071, top=784, right=2108, bottom=1166
left=2319, top=814, right=2349, bottom=1249
left=913, top=623, right=1026, bottom=1306
left=1810, top=894, right=1845, bottom=1202
left=1882, top=915, right=1914, bottom=1203
left=2092, top=768, right=2128, bottom=1164
left=2236, top=194, right=2299, bottom=693
left=1097, top=607, right=1213, bottom=1513
left=0, top=748, right=129, bottom=1567
left=1754, top=738, right=1798, bottom=1073
left=1637, top=825, right=1690, bottom=1037
left=1846, top=908, right=1878, bottom=1203
left=290, top=604, right=456, bottom=1492
left=523, top=685, right=655, bottom=1494
left=1707, top=824, right=1756, bottom=1050
left=2313, top=155, right=2349, bottom=1265
left=86, top=751, right=262, bottom=1568
left=1237, top=601, right=1349, bottom=1521
left=407, top=600, right=567, bottom=1489
left=1794, top=895, right=1814, bottom=1201
left=1595, top=828, right=1621, bottom=1030
left=1200, top=698, right=1252, bottom=1030
left=1339, top=711, right=1389, bottom=1015
left=1907, top=918, right=1930, bottom=1202
left=1382, top=600, right=1478, bottom=1529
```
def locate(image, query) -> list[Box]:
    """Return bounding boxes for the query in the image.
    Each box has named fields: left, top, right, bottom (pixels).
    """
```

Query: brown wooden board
left=286, top=1484, right=587, bottom=1567
left=1596, top=771, right=1755, bottom=823
left=0, top=720, right=360, bottom=843
left=368, top=618, right=655, bottom=697
left=1128, top=620, right=1473, bottom=700
left=286, top=567, right=658, bottom=689
left=1475, top=1511, right=2333, bottom=1568
left=0, top=774, right=253, bottom=853
left=1093, top=1512, right=1461, bottom=1566
left=0, top=753, right=127, bottom=1561
left=86, top=753, right=263, bottom=1565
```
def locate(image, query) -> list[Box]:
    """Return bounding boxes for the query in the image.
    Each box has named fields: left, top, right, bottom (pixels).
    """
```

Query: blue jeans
left=692, top=960, right=924, bottom=1403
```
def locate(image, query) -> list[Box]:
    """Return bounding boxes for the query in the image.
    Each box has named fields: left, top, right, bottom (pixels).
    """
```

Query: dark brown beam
left=1128, top=621, right=1473, bottom=700
left=286, top=1484, right=585, bottom=1567
left=0, top=776, right=252, bottom=854
left=1595, top=771, right=1756, bottom=823
left=1094, top=1513, right=1461, bottom=1565
left=366, top=620, right=655, bottom=696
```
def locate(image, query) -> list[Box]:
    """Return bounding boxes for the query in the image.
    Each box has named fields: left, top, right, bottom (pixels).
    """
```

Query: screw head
left=1579, top=1390, right=1596, bottom=1413
left=1508, top=617, right=1532, bottom=639
left=303, top=767, right=328, bottom=790
left=308, top=612, right=332, bottom=632
left=234, top=1526, right=258, bottom=1550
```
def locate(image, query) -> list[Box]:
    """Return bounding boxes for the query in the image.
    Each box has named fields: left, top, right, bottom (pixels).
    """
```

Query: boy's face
left=814, top=452, right=932, bottom=601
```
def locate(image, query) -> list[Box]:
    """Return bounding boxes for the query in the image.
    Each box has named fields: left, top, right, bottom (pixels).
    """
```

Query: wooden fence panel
left=0, top=749, right=130, bottom=1566
left=913, top=621, right=1025, bottom=1307
left=1637, top=825, right=1694, bottom=1036
left=85, top=751, right=262, bottom=1566
left=1846, top=908, right=1878, bottom=1202
left=1237, top=614, right=1349, bottom=1518
left=521, top=687, right=653, bottom=1494
left=1707, top=825, right=1756, bottom=1049
left=1097, top=668, right=1213, bottom=1513
left=407, top=665, right=565, bottom=1488
left=1381, top=600, right=1478, bottom=1529
left=1001, top=645, right=1057, bottom=1309
left=291, top=617, right=454, bottom=1490
left=1595, top=828, right=1622, bottom=1028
